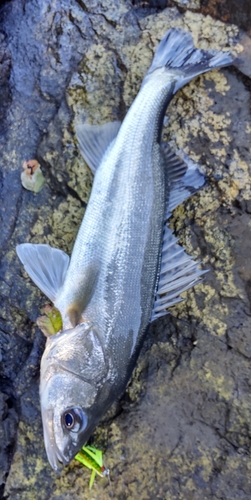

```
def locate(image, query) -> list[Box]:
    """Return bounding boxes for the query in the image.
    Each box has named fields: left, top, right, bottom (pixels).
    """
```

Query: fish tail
left=144, top=28, right=234, bottom=90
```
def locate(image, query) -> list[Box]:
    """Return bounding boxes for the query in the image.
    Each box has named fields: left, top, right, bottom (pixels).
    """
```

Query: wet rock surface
left=0, top=0, right=251, bottom=499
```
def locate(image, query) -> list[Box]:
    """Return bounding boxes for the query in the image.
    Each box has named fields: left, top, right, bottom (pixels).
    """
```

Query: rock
left=0, top=393, right=18, bottom=498
left=200, top=0, right=251, bottom=35
left=1, top=0, right=251, bottom=499
left=0, top=31, right=11, bottom=137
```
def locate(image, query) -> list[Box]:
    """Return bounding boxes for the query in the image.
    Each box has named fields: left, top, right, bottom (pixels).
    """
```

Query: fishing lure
left=75, top=445, right=109, bottom=489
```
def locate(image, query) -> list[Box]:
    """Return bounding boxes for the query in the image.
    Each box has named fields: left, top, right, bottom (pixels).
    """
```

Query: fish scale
left=61, top=98, right=164, bottom=342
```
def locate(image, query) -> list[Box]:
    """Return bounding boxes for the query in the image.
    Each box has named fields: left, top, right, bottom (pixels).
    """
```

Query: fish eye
left=64, top=411, right=74, bottom=429
left=62, top=407, right=87, bottom=433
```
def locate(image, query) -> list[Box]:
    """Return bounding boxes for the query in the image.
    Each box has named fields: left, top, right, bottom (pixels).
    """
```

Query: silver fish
left=16, top=28, right=234, bottom=471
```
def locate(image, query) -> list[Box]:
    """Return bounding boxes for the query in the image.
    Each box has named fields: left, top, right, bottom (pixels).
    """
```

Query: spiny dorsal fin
left=161, top=143, right=205, bottom=218
left=75, top=121, right=121, bottom=174
left=151, top=226, right=207, bottom=321
left=16, top=243, right=69, bottom=302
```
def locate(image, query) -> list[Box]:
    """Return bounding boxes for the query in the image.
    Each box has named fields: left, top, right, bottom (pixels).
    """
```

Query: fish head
left=40, top=321, right=111, bottom=471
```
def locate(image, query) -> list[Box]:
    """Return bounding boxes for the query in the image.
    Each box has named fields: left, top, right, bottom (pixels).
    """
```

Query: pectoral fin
left=151, top=226, right=207, bottom=321
left=16, top=243, right=69, bottom=302
left=65, top=260, right=99, bottom=327
left=76, top=121, right=121, bottom=174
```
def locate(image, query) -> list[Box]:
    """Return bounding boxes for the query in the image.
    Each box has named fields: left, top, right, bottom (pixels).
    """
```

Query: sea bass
left=16, top=29, right=234, bottom=470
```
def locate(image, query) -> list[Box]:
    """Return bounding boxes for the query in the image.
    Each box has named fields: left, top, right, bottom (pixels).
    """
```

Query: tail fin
left=144, top=28, right=234, bottom=91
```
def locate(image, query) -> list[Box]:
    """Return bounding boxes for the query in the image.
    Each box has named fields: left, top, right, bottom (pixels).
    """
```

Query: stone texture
left=0, top=0, right=251, bottom=499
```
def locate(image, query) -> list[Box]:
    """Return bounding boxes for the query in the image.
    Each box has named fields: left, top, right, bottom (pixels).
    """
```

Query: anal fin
left=151, top=226, right=207, bottom=321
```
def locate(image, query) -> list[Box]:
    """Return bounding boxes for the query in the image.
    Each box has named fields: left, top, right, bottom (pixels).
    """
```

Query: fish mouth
left=47, top=446, right=66, bottom=472
left=41, top=408, right=89, bottom=471
left=42, top=409, right=69, bottom=472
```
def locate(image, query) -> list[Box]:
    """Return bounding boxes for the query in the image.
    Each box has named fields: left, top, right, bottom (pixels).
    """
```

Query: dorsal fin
left=161, top=144, right=205, bottom=218
left=75, top=121, right=121, bottom=174
left=16, top=243, right=69, bottom=302
left=151, top=226, right=207, bottom=321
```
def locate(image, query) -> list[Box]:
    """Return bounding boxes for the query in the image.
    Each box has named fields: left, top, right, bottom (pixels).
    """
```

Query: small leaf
left=21, top=159, right=45, bottom=193
left=37, top=305, right=62, bottom=336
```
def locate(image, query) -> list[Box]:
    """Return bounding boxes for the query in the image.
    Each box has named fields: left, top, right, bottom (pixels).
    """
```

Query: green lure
left=75, top=445, right=109, bottom=489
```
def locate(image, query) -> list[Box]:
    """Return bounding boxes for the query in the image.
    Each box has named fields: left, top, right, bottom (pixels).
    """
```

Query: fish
left=16, top=28, right=234, bottom=471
